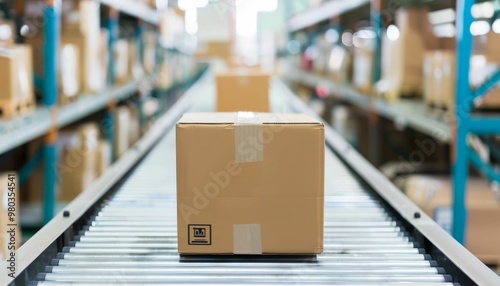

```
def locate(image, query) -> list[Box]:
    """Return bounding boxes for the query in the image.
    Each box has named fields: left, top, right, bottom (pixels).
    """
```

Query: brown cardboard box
left=0, top=45, right=34, bottom=100
left=395, top=8, right=438, bottom=50
left=195, top=41, right=231, bottom=60
left=115, top=40, right=130, bottom=85
left=114, top=106, right=131, bottom=158
left=475, top=32, right=500, bottom=64
left=0, top=173, right=21, bottom=261
left=424, top=52, right=500, bottom=110
left=405, top=176, right=500, bottom=265
left=176, top=112, right=325, bottom=254
left=0, top=45, right=35, bottom=117
left=62, top=33, right=103, bottom=93
left=0, top=21, right=15, bottom=48
left=59, top=123, right=99, bottom=201
left=96, top=139, right=111, bottom=177
left=62, top=0, right=100, bottom=39
left=59, top=44, right=80, bottom=104
left=216, top=71, right=270, bottom=112
left=328, top=45, right=352, bottom=84
left=352, top=48, right=373, bottom=94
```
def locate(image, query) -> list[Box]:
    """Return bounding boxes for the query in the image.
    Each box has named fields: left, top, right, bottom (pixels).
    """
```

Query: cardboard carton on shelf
left=378, top=30, right=424, bottom=101
left=114, top=106, right=131, bottom=159
left=328, top=45, right=352, bottom=84
left=176, top=112, right=325, bottom=254
left=475, top=32, right=500, bottom=64
left=195, top=41, right=232, bottom=62
left=216, top=70, right=270, bottom=112
left=405, top=175, right=500, bottom=265
left=115, top=39, right=131, bottom=85
left=62, top=33, right=104, bottom=94
left=96, top=139, right=111, bottom=177
left=0, top=45, right=35, bottom=118
left=59, top=44, right=81, bottom=105
left=0, top=173, right=21, bottom=261
left=423, top=52, right=500, bottom=110
left=59, top=123, right=99, bottom=202
left=352, top=47, right=373, bottom=94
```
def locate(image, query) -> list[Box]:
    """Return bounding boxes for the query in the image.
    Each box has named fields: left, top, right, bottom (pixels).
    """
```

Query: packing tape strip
left=233, top=224, right=262, bottom=255
left=235, top=112, right=263, bottom=163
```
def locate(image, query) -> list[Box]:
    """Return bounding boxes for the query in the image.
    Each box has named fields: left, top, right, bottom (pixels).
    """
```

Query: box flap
left=178, top=112, right=322, bottom=125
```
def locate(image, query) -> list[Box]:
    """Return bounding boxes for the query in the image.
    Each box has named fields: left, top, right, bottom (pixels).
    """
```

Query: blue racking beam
left=469, top=149, right=500, bottom=183
left=473, top=70, right=500, bottom=100
left=42, top=1, right=60, bottom=224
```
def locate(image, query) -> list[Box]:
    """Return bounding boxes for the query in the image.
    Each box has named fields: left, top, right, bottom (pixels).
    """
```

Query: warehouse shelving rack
left=453, top=0, right=500, bottom=244
left=0, top=0, right=196, bottom=227
left=285, top=0, right=500, bottom=245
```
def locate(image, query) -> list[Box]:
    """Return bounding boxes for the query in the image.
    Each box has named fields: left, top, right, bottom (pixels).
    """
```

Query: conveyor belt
left=4, top=72, right=499, bottom=285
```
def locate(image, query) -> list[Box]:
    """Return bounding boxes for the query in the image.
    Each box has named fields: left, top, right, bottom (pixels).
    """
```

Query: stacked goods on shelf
left=143, top=30, right=157, bottom=75
left=405, top=175, right=500, bottom=265
left=0, top=173, right=21, bottom=260
left=129, top=39, right=144, bottom=82
left=0, top=43, right=35, bottom=118
left=58, top=44, right=80, bottom=104
left=127, top=103, right=141, bottom=145
left=216, top=70, right=270, bottom=112
left=423, top=32, right=500, bottom=111
left=115, top=39, right=131, bottom=85
left=61, top=0, right=105, bottom=94
left=99, top=29, right=110, bottom=86
left=176, top=113, right=325, bottom=254
left=475, top=31, right=500, bottom=64
left=114, top=106, right=131, bottom=159
left=195, top=41, right=232, bottom=63
left=312, top=34, right=331, bottom=76
left=96, top=139, right=111, bottom=177
left=352, top=29, right=375, bottom=94
left=377, top=8, right=436, bottom=101
left=327, top=45, right=352, bottom=84
left=59, top=123, right=100, bottom=202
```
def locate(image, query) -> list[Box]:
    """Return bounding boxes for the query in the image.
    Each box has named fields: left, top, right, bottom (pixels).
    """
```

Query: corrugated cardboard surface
left=216, top=72, right=270, bottom=112
left=405, top=176, right=500, bottom=264
left=176, top=112, right=324, bottom=254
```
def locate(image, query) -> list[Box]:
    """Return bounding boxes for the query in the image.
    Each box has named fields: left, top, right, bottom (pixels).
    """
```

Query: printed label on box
left=188, top=224, right=212, bottom=245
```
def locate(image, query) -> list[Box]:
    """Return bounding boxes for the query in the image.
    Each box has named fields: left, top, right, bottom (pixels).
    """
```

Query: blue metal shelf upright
left=42, top=0, right=60, bottom=223
left=453, top=0, right=500, bottom=244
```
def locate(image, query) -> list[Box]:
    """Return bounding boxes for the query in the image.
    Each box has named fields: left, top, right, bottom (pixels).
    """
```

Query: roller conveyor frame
left=1, top=71, right=499, bottom=285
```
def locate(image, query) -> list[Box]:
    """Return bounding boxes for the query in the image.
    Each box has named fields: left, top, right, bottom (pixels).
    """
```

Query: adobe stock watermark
left=178, top=113, right=289, bottom=223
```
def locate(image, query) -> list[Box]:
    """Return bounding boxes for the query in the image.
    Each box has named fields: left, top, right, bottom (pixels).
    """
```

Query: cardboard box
left=195, top=41, right=231, bottom=61
left=395, top=8, right=438, bottom=50
left=405, top=176, right=500, bottom=265
left=352, top=48, right=373, bottom=94
left=115, top=40, right=130, bottom=85
left=0, top=45, right=34, bottom=100
left=62, top=33, right=103, bottom=93
left=96, top=139, right=111, bottom=177
left=424, top=52, right=500, bottom=110
left=378, top=30, right=424, bottom=100
left=59, top=44, right=80, bottom=104
left=0, top=173, right=21, bottom=261
left=114, top=106, right=131, bottom=158
left=59, top=123, right=99, bottom=201
left=328, top=45, right=352, bottom=84
left=176, top=112, right=325, bottom=254
left=475, top=32, right=500, bottom=64
left=62, top=0, right=100, bottom=39
left=216, top=71, right=270, bottom=112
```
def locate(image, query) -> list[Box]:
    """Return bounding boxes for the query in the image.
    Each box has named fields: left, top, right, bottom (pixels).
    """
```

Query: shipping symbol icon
left=188, top=224, right=212, bottom=245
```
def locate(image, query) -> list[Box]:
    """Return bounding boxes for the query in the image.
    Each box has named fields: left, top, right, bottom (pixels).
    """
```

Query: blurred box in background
left=216, top=71, right=270, bottom=112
